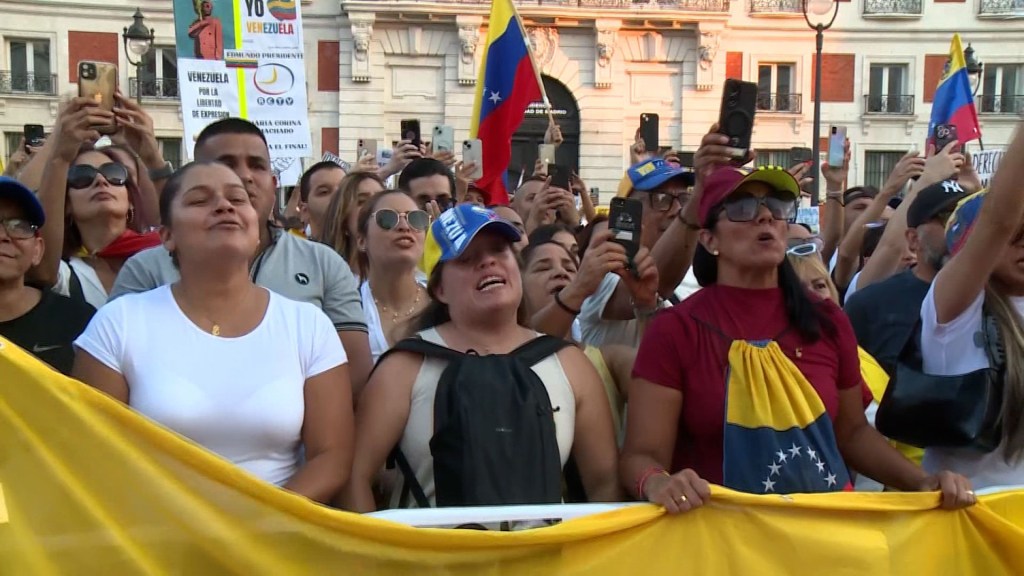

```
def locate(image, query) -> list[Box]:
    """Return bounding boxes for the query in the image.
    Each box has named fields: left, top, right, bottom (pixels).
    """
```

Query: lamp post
left=122, top=8, right=155, bottom=105
left=963, top=43, right=984, bottom=97
left=803, top=0, right=839, bottom=207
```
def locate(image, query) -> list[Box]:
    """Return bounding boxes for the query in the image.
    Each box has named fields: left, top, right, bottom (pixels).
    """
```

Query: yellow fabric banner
left=2, top=336, right=1024, bottom=575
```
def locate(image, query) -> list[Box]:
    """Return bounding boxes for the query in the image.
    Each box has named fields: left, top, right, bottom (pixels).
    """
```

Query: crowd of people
left=5, top=89, right=1022, bottom=520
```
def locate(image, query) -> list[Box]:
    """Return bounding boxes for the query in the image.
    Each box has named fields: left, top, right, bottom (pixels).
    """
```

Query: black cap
left=843, top=186, right=879, bottom=206
left=906, top=180, right=968, bottom=228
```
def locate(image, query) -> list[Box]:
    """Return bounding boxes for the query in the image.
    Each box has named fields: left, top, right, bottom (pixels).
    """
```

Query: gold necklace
left=373, top=284, right=422, bottom=322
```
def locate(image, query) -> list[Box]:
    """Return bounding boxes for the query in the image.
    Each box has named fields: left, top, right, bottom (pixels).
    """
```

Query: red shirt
left=632, top=284, right=863, bottom=484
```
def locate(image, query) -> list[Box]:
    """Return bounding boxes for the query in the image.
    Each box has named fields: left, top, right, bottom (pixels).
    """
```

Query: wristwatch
left=148, top=161, right=174, bottom=181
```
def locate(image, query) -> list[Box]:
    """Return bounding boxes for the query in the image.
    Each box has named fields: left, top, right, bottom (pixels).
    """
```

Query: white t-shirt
left=54, top=257, right=107, bottom=310
left=75, top=285, right=347, bottom=487
left=843, top=271, right=864, bottom=306
left=919, top=286, right=1024, bottom=490
left=578, top=274, right=642, bottom=348
left=674, top=268, right=701, bottom=303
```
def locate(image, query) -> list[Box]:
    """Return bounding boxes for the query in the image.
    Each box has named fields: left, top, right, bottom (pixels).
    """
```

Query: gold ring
left=678, top=495, right=688, bottom=503
left=966, top=490, right=975, bottom=496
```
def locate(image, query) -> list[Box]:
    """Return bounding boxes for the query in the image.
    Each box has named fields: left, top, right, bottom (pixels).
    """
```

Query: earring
left=127, top=206, right=135, bottom=224
left=712, top=249, right=720, bottom=256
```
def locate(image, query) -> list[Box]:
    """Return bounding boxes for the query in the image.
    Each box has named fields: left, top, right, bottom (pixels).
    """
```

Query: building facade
left=1, top=0, right=1022, bottom=198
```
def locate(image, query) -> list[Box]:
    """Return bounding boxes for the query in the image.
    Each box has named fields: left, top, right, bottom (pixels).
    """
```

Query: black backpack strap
left=511, top=335, right=574, bottom=367
left=63, top=258, right=85, bottom=303
left=980, top=306, right=1006, bottom=373
left=389, top=446, right=431, bottom=509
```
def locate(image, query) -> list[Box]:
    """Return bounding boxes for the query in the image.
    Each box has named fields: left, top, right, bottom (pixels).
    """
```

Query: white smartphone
left=432, top=125, right=455, bottom=154
left=538, top=143, right=556, bottom=166
left=462, top=139, right=484, bottom=180
left=827, top=126, right=847, bottom=167
left=357, top=138, right=377, bottom=161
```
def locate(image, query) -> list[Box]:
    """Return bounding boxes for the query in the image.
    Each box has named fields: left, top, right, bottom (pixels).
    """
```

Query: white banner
left=972, top=149, right=1005, bottom=189
left=173, top=0, right=312, bottom=184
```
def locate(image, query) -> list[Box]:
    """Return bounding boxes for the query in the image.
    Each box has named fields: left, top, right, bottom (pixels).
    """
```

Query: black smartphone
left=790, top=147, right=813, bottom=164
left=640, top=113, right=659, bottom=152
left=548, top=164, right=571, bottom=191
left=717, top=79, right=758, bottom=159
left=400, top=119, right=422, bottom=148
left=609, top=197, right=643, bottom=266
left=23, top=124, right=45, bottom=150
left=934, top=124, right=959, bottom=153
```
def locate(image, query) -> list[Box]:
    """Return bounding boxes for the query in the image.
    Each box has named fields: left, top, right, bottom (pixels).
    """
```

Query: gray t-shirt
left=110, top=230, right=367, bottom=332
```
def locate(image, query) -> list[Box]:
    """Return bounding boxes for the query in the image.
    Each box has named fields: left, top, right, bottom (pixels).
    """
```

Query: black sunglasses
left=67, top=163, right=128, bottom=189
left=720, top=191, right=797, bottom=223
left=374, top=208, right=431, bottom=232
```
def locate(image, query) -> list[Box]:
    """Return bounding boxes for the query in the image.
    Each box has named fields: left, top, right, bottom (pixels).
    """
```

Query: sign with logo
left=971, top=149, right=1005, bottom=189
left=173, top=0, right=312, bottom=184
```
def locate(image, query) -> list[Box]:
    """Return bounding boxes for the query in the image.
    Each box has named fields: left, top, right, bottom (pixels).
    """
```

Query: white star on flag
left=806, top=448, right=818, bottom=461
left=489, top=91, right=502, bottom=104
left=768, top=462, right=781, bottom=477
left=776, top=450, right=787, bottom=463
left=826, top=473, right=837, bottom=487
left=788, top=444, right=802, bottom=458
left=815, top=461, right=825, bottom=473
left=763, top=477, right=776, bottom=493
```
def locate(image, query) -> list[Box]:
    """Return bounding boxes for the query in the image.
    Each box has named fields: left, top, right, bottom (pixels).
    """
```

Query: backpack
left=383, top=334, right=573, bottom=508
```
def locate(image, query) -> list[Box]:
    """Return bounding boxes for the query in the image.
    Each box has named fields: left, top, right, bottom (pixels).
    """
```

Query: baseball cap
left=697, top=166, right=801, bottom=227
left=945, top=189, right=986, bottom=256
left=420, top=204, right=522, bottom=278
left=0, top=176, right=45, bottom=227
left=906, top=180, right=968, bottom=229
left=623, top=158, right=696, bottom=195
left=843, top=186, right=879, bottom=205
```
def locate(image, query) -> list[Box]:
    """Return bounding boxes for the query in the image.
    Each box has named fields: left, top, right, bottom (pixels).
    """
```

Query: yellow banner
left=2, top=337, right=1024, bottom=575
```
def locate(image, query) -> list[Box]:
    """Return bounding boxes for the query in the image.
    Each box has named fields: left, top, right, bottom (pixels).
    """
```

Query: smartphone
left=639, top=113, right=659, bottom=152
left=538, top=143, right=556, bottom=166
left=432, top=125, right=455, bottom=154
left=827, top=126, right=847, bottom=168
left=547, top=164, right=572, bottom=191
left=23, top=124, right=45, bottom=150
left=356, top=138, right=377, bottom=161
left=462, top=139, right=483, bottom=180
left=77, top=61, right=117, bottom=135
left=934, top=124, right=959, bottom=153
left=589, top=187, right=600, bottom=206
left=608, top=197, right=643, bottom=263
left=400, top=119, right=422, bottom=148
left=790, top=147, right=814, bottom=164
left=717, top=79, right=758, bottom=159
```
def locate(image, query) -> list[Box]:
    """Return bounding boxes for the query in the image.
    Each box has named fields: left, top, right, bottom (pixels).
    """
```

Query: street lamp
left=963, top=43, right=983, bottom=97
left=122, top=8, right=155, bottom=105
left=803, top=0, right=839, bottom=207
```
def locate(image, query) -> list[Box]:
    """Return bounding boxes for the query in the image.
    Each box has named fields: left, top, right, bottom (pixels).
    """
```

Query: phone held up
left=432, top=125, right=455, bottom=154
left=547, top=164, right=572, bottom=191
left=934, top=124, right=960, bottom=154
left=827, top=126, right=847, bottom=168
left=609, top=197, right=643, bottom=274
left=77, top=61, right=118, bottom=135
left=639, top=113, right=659, bottom=153
left=717, top=79, right=758, bottom=160
left=400, top=119, right=422, bottom=149
left=23, top=124, right=45, bottom=151
left=462, top=139, right=484, bottom=180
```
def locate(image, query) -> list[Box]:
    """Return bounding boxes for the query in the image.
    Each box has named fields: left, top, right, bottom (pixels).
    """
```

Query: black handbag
left=875, top=310, right=1006, bottom=453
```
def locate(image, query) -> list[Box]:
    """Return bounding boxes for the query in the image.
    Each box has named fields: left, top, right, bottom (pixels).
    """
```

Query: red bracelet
left=635, top=467, right=670, bottom=500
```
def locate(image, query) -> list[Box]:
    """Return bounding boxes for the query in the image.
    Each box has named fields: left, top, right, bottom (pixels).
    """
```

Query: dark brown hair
left=63, top=145, right=142, bottom=258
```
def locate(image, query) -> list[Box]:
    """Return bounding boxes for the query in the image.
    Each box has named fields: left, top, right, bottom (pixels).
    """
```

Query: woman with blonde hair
left=320, top=172, right=385, bottom=277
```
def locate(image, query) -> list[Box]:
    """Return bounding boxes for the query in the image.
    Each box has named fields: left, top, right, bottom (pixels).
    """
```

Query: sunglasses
left=374, top=208, right=430, bottom=232
left=720, top=191, right=797, bottom=223
left=67, top=163, right=128, bottom=189
left=787, top=242, right=820, bottom=257
left=0, top=218, right=38, bottom=240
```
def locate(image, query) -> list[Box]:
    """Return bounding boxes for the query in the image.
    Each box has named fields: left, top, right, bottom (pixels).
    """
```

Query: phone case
left=935, top=124, right=959, bottom=152
left=462, top=139, right=483, bottom=179
left=401, top=120, right=421, bottom=147
left=640, top=113, right=659, bottom=152
left=608, top=197, right=642, bottom=259
left=718, top=80, right=758, bottom=158
left=548, top=164, right=571, bottom=190
left=539, top=144, right=556, bottom=166
left=78, top=61, right=117, bottom=135
left=432, top=126, right=455, bottom=154
left=24, top=125, right=45, bottom=148
left=357, top=138, right=377, bottom=160
left=828, top=127, right=847, bottom=167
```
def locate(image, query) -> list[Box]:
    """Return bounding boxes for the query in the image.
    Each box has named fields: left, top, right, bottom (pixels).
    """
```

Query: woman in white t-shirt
left=920, top=125, right=1024, bottom=490
left=355, top=190, right=429, bottom=364
left=73, top=161, right=354, bottom=503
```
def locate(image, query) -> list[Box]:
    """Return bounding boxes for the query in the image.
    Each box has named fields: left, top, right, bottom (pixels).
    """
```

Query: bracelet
left=636, top=467, right=671, bottom=500
left=554, top=289, right=581, bottom=316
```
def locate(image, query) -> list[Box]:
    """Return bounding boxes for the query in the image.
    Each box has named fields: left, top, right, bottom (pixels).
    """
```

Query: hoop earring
left=127, top=206, right=135, bottom=224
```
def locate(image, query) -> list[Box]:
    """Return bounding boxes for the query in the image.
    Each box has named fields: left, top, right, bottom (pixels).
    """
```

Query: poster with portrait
left=172, top=0, right=311, bottom=184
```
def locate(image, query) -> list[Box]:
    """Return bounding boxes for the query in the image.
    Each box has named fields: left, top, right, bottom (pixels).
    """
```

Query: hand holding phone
left=827, top=126, right=847, bottom=168
left=432, top=125, right=455, bottom=154
left=400, top=119, right=422, bottom=149
left=547, top=164, right=571, bottom=191
left=77, top=61, right=118, bottom=135
left=608, top=197, right=643, bottom=267
left=462, top=139, right=483, bottom=180
left=23, top=124, right=45, bottom=151
left=934, top=124, right=960, bottom=154
left=717, top=80, right=758, bottom=159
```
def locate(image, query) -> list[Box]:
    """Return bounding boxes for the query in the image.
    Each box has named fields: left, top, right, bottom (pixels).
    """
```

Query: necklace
left=373, top=284, right=423, bottom=321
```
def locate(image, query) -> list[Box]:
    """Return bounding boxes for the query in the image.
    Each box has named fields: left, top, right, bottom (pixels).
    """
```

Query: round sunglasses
left=720, top=191, right=797, bottom=223
left=374, top=208, right=430, bottom=232
left=67, top=163, right=128, bottom=190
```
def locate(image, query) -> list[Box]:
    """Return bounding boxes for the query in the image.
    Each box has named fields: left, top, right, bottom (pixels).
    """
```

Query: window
left=757, top=64, right=800, bottom=113
left=980, top=64, right=1023, bottom=115
left=4, top=132, right=22, bottom=168
left=5, top=39, right=53, bottom=94
left=864, top=151, right=905, bottom=190
left=137, top=47, right=179, bottom=99
left=755, top=149, right=793, bottom=168
left=867, top=64, right=912, bottom=114
left=158, top=138, right=182, bottom=170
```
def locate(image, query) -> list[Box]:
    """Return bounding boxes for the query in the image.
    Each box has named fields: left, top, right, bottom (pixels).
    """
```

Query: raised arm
left=820, top=140, right=851, bottom=264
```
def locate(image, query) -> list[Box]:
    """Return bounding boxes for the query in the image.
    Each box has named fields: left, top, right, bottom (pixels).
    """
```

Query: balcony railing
left=129, top=77, right=180, bottom=100
left=979, top=0, right=1024, bottom=16
left=864, top=94, right=915, bottom=115
left=757, top=92, right=802, bottom=113
left=0, top=71, right=58, bottom=95
left=863, top=0, right=922, bottom=15
left=420, top=0, right=730, bottom=9
left=977, top=94, right=1024, bottom=115
left=749, top=0, right=803, bottom=13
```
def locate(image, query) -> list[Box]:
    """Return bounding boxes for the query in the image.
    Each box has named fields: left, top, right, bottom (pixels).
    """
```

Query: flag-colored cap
left=698, top=166, right=801, bottom=227
left=945, top=189, right=986, bottom=256
left=420, top=204, right=522, bottom=278
left=622, top=158, right=695, bottom=196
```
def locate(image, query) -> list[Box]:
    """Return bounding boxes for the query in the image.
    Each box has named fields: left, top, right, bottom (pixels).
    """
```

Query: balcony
left=862, top=0, right=922, bottom=17
left=757, top=93, right=802, bottom=114
left=864, top=94, right=915, bottom=115
left=978, top=0, right=1024, bottom=17
left=977, top=94, right=1024, bottom=116
left=129, top=77, right=180, bottom=100
left=748, top=0, right=803, bottom=15
left=0, top=71, right=58, bottom=96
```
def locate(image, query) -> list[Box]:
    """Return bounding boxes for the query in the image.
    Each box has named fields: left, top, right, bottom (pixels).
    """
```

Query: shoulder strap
left=389, top=447, right=431, bottom=509
left=511, top=335, right=574, bottom=366
left=371, top=337, right=465, bottom=377
left=981, top=306, right=1006, bottom=372
left=63, top=258, right=85, bottom=303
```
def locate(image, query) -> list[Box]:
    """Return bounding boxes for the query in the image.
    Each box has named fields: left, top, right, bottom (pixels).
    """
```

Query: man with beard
left=845, top=180, right=967, bottom=376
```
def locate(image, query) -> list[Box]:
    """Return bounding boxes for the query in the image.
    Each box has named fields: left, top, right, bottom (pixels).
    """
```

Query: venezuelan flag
left=928, top=34, right=982, bottom=146
left=267, top=0, right=297, bottom=21
left=470, top=0, right=543, bottom=206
